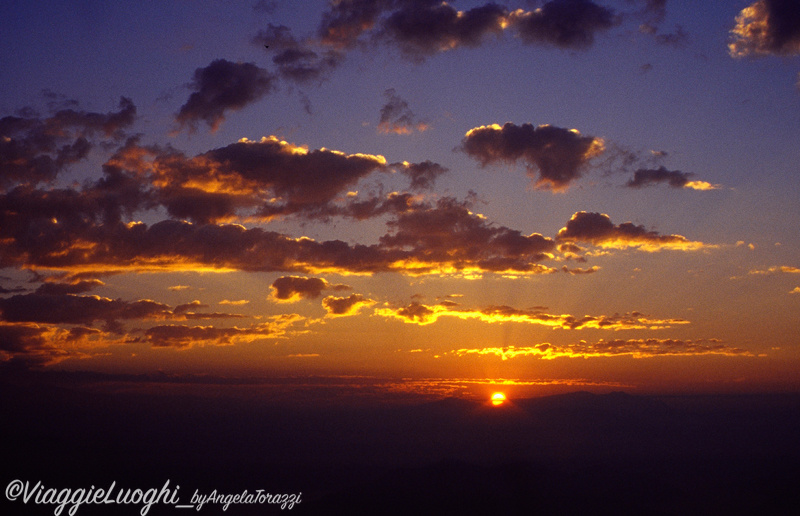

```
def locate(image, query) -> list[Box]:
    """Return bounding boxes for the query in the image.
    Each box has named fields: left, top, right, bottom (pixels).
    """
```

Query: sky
left=2, top=0, right=800, bottom=400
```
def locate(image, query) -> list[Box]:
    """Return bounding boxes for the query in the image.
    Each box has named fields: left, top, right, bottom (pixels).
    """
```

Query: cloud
left=145, top=316, right=301, bottom=348
left=0, top=189, right=564, bottom=277
left=507, top=0, right=617, bottom=49
left=148, top=136, right=389, bottom=223
left=317, top=0, right=393, bottom=49
left=626, top=166, right=719, bottom=190
left=375, top=301, right=689, bottom=330
left=34, top=279, right=105, bottom=295
left=557, top=211, right=708, bottom=251
left=380, top=197, right=556, bottom=274
left=0, top=293, right=173, bottom=328
left=450, top=338, right=752, bottom=359
left=791, top=287, right=800, bottom=294
left=0, top=322, right=109, bottom=367
left=175, top=59, right=276, bottom=132
left=322, top=294, right=375, bottom=316
left=397, top=161, right=448, bottom=190
left=380, top=2, right=508, bottom=58
left=271, top=276, right=350, bottom=301
left=253, top=24, right=342, bottom=83
left=0, top=97, right=135, bottom=189
left=0, top=293, right=244, bottom=334
left=729, top=0, right=800, bottom=57
left=378, top=88, right=429, bottom=135
left=748, top=265, right=800, bottom=275
left=461, top=123, right=605, bottom=190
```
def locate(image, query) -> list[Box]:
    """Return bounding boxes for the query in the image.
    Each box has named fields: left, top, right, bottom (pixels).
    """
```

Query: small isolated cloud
left=378, top=89, right=428, bottom=135
left=271, top=276, right=350, bottom=301
left=626, top=166, right=720, bottom=190
left=462, top=122, right=604, bottom=191
left=507, top=0, right=617, bottom=49
left=322, top=294, right=375, bottom=316
left=729, top=0, right=800, bottom=57
left=790, top=287, right=800, bottom=294
left=176, top=59, right=276, bottom=132
left=557, top=211, right=708, bottom=251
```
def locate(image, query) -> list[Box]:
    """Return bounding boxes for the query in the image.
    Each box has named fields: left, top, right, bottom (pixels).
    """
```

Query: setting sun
left=491, top=392, right=507, bottom=406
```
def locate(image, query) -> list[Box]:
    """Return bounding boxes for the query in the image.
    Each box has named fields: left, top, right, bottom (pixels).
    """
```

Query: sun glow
left=490, top=392, right=507, bottom=406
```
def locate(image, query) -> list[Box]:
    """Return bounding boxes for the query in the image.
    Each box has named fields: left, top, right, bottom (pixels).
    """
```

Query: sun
left=490, top=392, right=506, bottom=406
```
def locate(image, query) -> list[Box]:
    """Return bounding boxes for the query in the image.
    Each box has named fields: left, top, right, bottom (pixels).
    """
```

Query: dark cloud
left=144, top=319, right=298, bottom=348
left=149, top=136, right=388, bottom=223
left=271, top=276, right=350, bottom=301
left=253, top=24, right=342, bottom=83
left=1, top=195, right=561, bottom=277
left=0, top=97, right=135, bottom=189
left=398, top=160, right=448, bottom=190
left=380, top=2, right=507, bottom=58
left=176, top=59, right=276, bottom=132
left=0, top=322, right=99, bottom=366
left=322, top=294, right=374, bottom=316
left=380, top=197, right=556, bottom=273
left=626, top=166, right=693, bottom=188
left=461, top=122, right=605, bottom=190
left=508, top=0, right=617, bottom=49
left=730, top=0, right=800, bottom=57
left=0, top=292, right=244, bottom=333
left=317, top=0, right=393, bottom=49
left=34, top=279, right=105, bottom=296
left=557, top=211, right=707, bottom=251
left=626, top=167, right=719, bottom=190
left=378, top=88, right=428, bottom=134
left=0, top=293, right=172, bottom=329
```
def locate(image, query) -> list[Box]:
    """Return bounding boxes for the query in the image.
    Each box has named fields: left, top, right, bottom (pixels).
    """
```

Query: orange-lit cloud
left=145, top=315, right=303, bottom=348
left=626, top=167, right=720, bottom=190
left=729, top=0, right=800, bottom=57
left=315, top=0, right=621, bottom=58
left=375, top=301, right=689, bottom=330
left=462, top=122, right=605, bottom=190
left=380, top=197, right=556, bottom=274
left=0, top=293, right=245, bottom=334
left=377, top=89, right=429, bottom=135
left=322, top=294, right=375, bottom=317
left=748, top=265, right=800, bottom=275
left=0, top=321, right=119, bottom=367
left=557, top=211, right=708, bottom=251
left=448, top=338, right=752, bottom=360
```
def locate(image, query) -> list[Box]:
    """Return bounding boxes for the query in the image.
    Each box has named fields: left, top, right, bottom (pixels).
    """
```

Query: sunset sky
left=2, top=0, right=799, bottom=399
